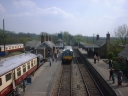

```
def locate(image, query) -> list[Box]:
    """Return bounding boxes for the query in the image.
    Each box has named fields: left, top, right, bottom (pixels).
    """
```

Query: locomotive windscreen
left=63, top=50, right=73, bottom=56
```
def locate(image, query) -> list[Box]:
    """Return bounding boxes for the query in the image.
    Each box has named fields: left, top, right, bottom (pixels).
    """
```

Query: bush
left=112, top=57, right=118, bottom=61
left=112, top=61, right=121, bottom=72
left=108, top=52, right=114, bottom=60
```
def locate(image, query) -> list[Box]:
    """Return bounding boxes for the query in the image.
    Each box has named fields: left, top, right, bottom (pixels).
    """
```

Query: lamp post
left=93, top=34, right=95, bottom=44
left=3, top=19, right=5, bottom=56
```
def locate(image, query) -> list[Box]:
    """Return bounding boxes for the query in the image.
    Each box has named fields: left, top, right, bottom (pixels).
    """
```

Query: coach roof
left=0, top=53, right=37, bottom=76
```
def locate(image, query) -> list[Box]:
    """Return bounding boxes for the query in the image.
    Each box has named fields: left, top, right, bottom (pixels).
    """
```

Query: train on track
left=0, top=53, right=43, bottom=96
left=62, top=46, right=73, bottom=64
left=0, top=44, right=24, bottom=53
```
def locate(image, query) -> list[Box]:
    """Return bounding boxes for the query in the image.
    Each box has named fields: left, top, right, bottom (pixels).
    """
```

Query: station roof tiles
left=37, top=41, right=55, bottom=49
left=118, top=45, right=128, bottom=59
left=94, top=39, right=106, bottom=47
left=84, top=43, right=99, bottom=48
left=25, top=40, right=41, bottom=48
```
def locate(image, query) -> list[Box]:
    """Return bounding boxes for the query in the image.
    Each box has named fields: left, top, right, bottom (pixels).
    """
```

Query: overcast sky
left=0, top=0, right=128, bottom=37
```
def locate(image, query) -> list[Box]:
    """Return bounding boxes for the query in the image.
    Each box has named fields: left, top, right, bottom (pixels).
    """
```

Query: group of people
left=52, top=53, right=58, bottom=62
left=49, top=52, right=58, bottom=66
left=94, top=54, right=100, bottom=64
left=109, top=69, right=123, bottom=87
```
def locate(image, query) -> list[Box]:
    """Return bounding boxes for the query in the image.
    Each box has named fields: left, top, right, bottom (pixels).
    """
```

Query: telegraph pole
left=3, top=19, right=5, bottom=56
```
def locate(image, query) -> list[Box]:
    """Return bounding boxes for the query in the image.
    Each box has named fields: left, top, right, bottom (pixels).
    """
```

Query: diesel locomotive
left=62, top=46, right=73, bottom=64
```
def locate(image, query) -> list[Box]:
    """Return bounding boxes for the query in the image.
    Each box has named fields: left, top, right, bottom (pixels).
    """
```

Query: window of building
left=22, top=65, right=26, bottom=73
left=27, top=62, right=30, bottom=70
left=0, top=78, right=2, bottom=86
left=17, top=67, right=21, bottom=77
left=5, top=73, right=11, bottom=82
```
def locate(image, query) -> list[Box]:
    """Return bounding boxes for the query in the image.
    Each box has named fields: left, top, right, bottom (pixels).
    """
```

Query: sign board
left=26, top=76, right=32, bottom=85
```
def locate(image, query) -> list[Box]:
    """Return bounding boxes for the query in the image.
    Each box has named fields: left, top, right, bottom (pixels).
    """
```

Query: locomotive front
left=62, top=46, right=73, bottom=64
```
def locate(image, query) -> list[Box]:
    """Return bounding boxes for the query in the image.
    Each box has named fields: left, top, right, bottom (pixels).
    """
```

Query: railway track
left=51, top=48, right=104, bottom=96
left=74, top=49, right=104, bottom=96
left=57, top=64, right=72, bottom=96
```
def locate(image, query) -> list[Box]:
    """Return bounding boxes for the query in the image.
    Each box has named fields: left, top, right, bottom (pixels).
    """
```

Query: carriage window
left=34, top=60, right=36, bottom=65
left=31, top=60, right=33, bottom=67
left=5, top=73, right=11, bottom=82
left=23, top=65, right=26, bottom=73
left=17, top=67, right=21, bottom=77
left=27, top=62, right=30, bottom=70
left=0, top=78, right=2, bottom=86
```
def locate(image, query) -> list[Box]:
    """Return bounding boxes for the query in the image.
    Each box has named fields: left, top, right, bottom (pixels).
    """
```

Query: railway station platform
left=20, top=51, right=62, bottom=96
left=78, top=48, right=128, bottom=96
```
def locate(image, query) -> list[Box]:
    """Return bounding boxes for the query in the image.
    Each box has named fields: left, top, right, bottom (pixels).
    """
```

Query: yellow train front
left=62, top=46, right=73, bottom=64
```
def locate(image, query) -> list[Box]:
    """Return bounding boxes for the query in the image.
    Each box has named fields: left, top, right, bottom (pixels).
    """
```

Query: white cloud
left=0, top=3, right=6, bottom=13
left=13, top=0, right=36, bottom=8
left=41, top=7, right=75, bottom=18
left=9, top=6, right=75, bottom=19
left=9, top=12, right=32, bottom=17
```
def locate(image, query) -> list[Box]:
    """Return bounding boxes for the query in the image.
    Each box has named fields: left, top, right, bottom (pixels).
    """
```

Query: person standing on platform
left=117, top=69, right=123, bottom=86
left=54, top=53, right=57, bottom=62
left=97, top=56, right=100, bottom=62
left=52, top=54, right=54, bottom=61
left=108, top=60, right=112, bottom=68
left=49, top=57, right=52, bottom=67
left=94, top=54, right=97, bottom=64
left=109, top=69, right=113, bottom=80
left=112, top=71, right=115, bottom=84
left=118, top=75, right=122, bottom=87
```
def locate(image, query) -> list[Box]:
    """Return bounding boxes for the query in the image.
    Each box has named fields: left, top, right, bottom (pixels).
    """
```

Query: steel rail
left=57, top=64, right=72, bottom=96
left=74, top=49, right=104, bottom=96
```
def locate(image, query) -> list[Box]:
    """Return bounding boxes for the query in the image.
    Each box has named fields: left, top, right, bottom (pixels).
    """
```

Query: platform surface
left=79, top=48, right=128, bottom=96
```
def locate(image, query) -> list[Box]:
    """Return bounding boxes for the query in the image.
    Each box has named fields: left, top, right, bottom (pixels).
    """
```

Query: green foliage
left=0, top=29, right=39, bottom=45
left=108, top=52, right=114, bottom=60
left=112, top=61, right=121, bottom=71
left=112, top=57, right=118, bottom=61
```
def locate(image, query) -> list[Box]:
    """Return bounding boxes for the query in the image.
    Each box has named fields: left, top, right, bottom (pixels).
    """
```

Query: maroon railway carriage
left=0, top=44, right=24, bottom=53
left=0, top=53, right=37, bottom=96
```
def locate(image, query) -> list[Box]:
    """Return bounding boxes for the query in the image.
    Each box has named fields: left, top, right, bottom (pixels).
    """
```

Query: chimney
left=41, top=34, right=45, bottom=43
left=96, top=34, right=99, bottom=40
left=106, top=32, right=110, bottom=57
left=106, top=32, right=110, bottom=41
left=49, top=35, right=52, bottom=41
left=46, top=35, right=49, bottom=41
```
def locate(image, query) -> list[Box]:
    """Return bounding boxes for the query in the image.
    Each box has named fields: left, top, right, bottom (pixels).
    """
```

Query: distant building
left=25, top=40, right=41, bottom=53
left=58, top=33, right=62, bottom=39
left=118, top=44, right=128, bottom=64
left=80, top=32, right=112, bottom=58
left=25, top=34, right=57, bottom=59
left=55, top=38, right=64, bottom=49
